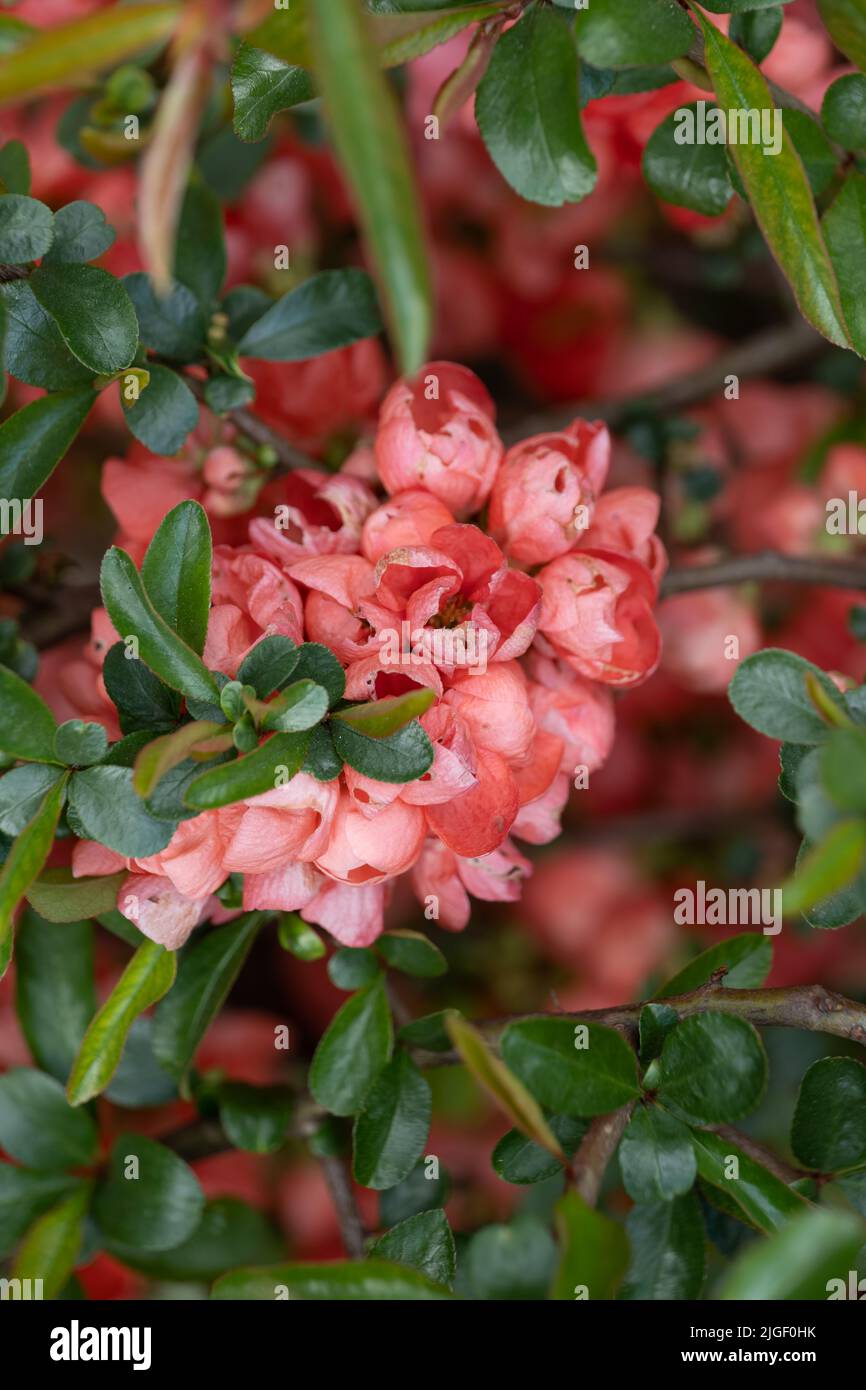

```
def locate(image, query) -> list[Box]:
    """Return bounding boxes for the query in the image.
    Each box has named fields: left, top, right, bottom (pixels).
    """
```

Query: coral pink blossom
left=249, top=469, right=377, bottom=565
left=314, top=794, right=426, bottom=884
left=526, top=653, right=615, bottom=775
left=580, top=486, right=667, bottom=587
left=205, top=549, right=304, bottom=675
left=375, top=361, right=503, bottom=517
left=443, top=662, right=535, bottom=764
left=659, top=589, right=761, bottom=694
left=537, top=550, right=661, bottom=687
left=361, top=489, right=455, bottom=563
left=488, top=420, right=610, bottom=566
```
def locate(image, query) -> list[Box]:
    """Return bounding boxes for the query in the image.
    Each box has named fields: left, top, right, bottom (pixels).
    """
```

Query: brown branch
left=571, top=1103, right=635, bottom=1207
left=320, top=1153, right=367, bottom=1260
left=184, top=374, right=317, bottom=473
left=707, top=1123, right=806, bottom=1187
left=660, top=551, right=866, bottom=598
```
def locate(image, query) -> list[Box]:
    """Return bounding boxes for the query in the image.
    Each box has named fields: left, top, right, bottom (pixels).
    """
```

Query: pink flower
left=219, top=775, right=339, bottom=873
left=205, top=548, right=304, bottom=675
left=425, top=746, right=518, bottom=857
left=303, top=880, right=386, bottom=947
left=375, top=361, right=503, bottom=517
left=410, top=836, right=532, bottom=931
left=119, top=874, right=209, bottom=951
left=249, top=469, right=377, bottom=566
left=361, top=489, right=455, bottom=564
left=289, top=555, right=392, bottom=664
left=527, top=653, right=615, bottom=775
left=511, top=773, right=570, bottom=845
left=658, top=589, right=761, bottom=694
left=537, top=549, right=661, bottom=687
left=580, top=486, right=667, bottom=587
left=488, top=420, right=610, bottom=566
left=247, top=338, right=387, bottom=453
left=373, top=522, right=541, bottom=670
left=314, top=793, right=426, bottom=884
left=443, top=662, right=535, bottom=764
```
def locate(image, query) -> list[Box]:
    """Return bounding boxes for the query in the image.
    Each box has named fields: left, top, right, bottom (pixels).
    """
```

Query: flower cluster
left=48, top=361, right=664, bottom=949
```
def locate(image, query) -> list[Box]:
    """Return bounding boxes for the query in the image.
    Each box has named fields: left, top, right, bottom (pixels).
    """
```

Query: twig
left=571, top=1103, right=635, bottom=1207
left=660, top=551, right=866, bottom=598
left=708, top=1123, right=807, bottom=1187
left=184, top=374, right=317, bottom=473
left=320, top=1153, right=367, bottom=1260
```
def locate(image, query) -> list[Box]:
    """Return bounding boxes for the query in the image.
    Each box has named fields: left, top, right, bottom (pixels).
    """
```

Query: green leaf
left=475, top=4, right=596, bottom=208
left=619, top=1193, right=706, bottom=1300
left=29, top=264, right=138, bottom=376
left=277, top=911, right=326, bottom=961
left=54, top=720, right=108, bottom=768
left=720, top=1205, right=866, bottom=1300
left=500, top=1017, right=640, bottom=1118
left=310, top=975, right=393, bottom=1116
left=262, top=679, right=329, bottom=733
left=290, top=642, right=346, bottom=706
left=302, top=722, right=343, bottom=781
left=212, top=1258, right=454, bottom=1300
left=67, top=765, right=175, bottom=857
left=133, top=721, right=224, bottom=799
left=657, top=1013, right=767, bottom=1124
left=232, top=44, right=315, bottom=142
left=123, top=362, right=199, bottom=455
left=204, top=374, right=256, bottom=413
left=692, top=11, right=849, bottom=349
left=307, top=0, right=432, bottom=373
left=93, top=1134, right=204, bottom=1253
left=152, top=914, right=264, bottom=1082
left=0, top=764, right=64, bottom=835
left=0, top=665, right=57, bottom=763
left=398, top=1009, right=458, bottom=1053
left=791, top=1057, right=866, bottom=1171
left=104, top=1016, right=176, bottom=1109
left=368, top=1209, right=455, bottom=1287
left=377, top=929, right=447, bottom=978
left=446, top=1014, right=566, bottom=1159
left=330, top=718, right=433, bottom=783
left=328, top=946, right=380, bottom=990
left=467, top=1218, right=557, bottom=1300
left=0, top=193, right=53, bottom=262
left=219, top=1083, right=293, bottom=1155
left=66, top=939, right=177, bottom=1105
left=782, top=819, right=866, bottom=915
left=24, top=866, right=127, bottom=923
left=104, top=1197, right=282, bottom=1281
left=574, top=0, right=694, bottom=67
left=353, top=1049, right=431, bottom=1189
left=100, top=546, right=220, bottom=705
left=656, top=932, right=772, bottom=997
left=550, top=1189, right=629, bottom=1300
left=690, top=1129, right=808, bottom=1234
left=13, top=1182, right=91, bottom=1300
left=643, top=104, right=734, bottom=215
left=0, top=775, right=66, bottom=973
left=638, top=1002, right=679, bottom=1063
left=0, top=1068, right=97, bottom=1169
left=379, top=1157, right=450, bottom=1227
left=728, top=648, right=848, bottom=743
left=0, top=387, right=93, bottom=504
left=783, top=109, right=837, bottom=199
left=43, top=200, right=115, bottom=265
left=1, top=280, right=94, bottom=388
left=0, top=1167, right=80, bottom=1258
left=183, top=731, right=310, bottom=809
left=123, top=272, right=206, bottom=362
left=333, top=687, right=436, bottom=739
left=818, top=0, right=866, bottom=72
left=823, top=172, right=866, bottom=356
left=173, top=175, right=227, bottom=311
left=15, top=912, right=94, bottom=1083
left=822, top=72, right=866, bottom=149
left=102, top=640, right=181, bottom=734
left=141, top=499, right=212, bottom=656
left=237, top=635, right=300, bottom=698
left=0, top=3, right=180, bottom=106
left=730, top=6, right=783, bottom=63
left=619, top=1103, right=697, bottom=1203
left=0, top=138, right=30, bottom=193
left=492, top=1115, right=587, bottom=1186
left=238, top=267, right=382, bottom=360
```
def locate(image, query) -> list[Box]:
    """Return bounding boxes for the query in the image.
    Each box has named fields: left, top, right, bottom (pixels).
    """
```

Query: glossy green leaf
left=0, top=4, right=180, bottom=106
left=102, top=640, right=181, bottom=734
left=237, top=635, right=299, bottom=698
left=30, top=264, right=138, bottom=376
left=94, top=1134, right=204, bottom=1252
left=238, top=267, right=382, bottom=360
left=333, top=687, right=437, bottom=739
left=123, top=363, right=199, bottom=455
left=24, top=867, right=127, bottom=923
left=330, top=718, right=433, bottom=783
left=328, top=946, right=380, bottom=990
left=67, top=940, right=177, bottom=1105
left=643, top=103, right=733, bottom=215
left=0, top=665, right=57, bottom=763
left=0, top=138, right=30, bottom=192
left=53, top=720, right=108, bottom=768
left=261, top=679, right=329, bottom=733
left=0, top=775, right=66, bottom=973
left=500, top=1017, right=640, bottom=1118
left=656, top=932, right=772, bottom=997
left=792, top=1057, right=866, bottom=1171
left=638, top=1002, right=679, bottom=1063
left=105, top=1197, right=282, bottom=1281
left=67, top=765, right=175, bottom=857
left=729, top=648, right=848, bottom=743
left=377, top=929, right=447, bottom=978
left=277, top=911, right=325, bottom=961
left=619, top=1193, right=706, bottom=1300
left=13, top=1182, right=91, bottom=1300
left=140, top=500, right=212, bottom=656
left=43, top=200, right=115, bottom=265
left=0, top=1067, right=97, bottom=1169
left=213, top=1257, right=453, bottom=1300
left=550, top=1189, right=629, bottom=1301
left=368, top=1208, right=456, bottom=1288
left=132, top=721, right=224, bottom=799
left=492, top=1114, right=587, bottom=1186
left=310, top=975, right=393, bottom=1117
left=691, top=1128, right=808, bottom=1233
left=353, top=1049, right=432, bottom=1189
left=818, top=0, right=866, bottom=72
left=0, top=1167, right=80, bottom=1258
left=152, top=914, right=264, bottom=1081
left=219, top=1083, right=293, bottom=1155
left=822, top=72, right=866, bottom=148
left=447, top=1014, right=566, bottom=1158
left=783, top=109, right=836, bottom=199
left=183, top=731, right=309, bottom=809
left=467, top=1218, right=556, bottom=1300
left=693, top=11, right=849, bottom=349
left=0, top=193, right=53, bottom=263
left=123, top=272, right=206, bottom=362
left=173, top=176, right=227, bottom=311
left=308, top=0, right=432, bottom=373
left=720, top=1204, right=866, bottom=1299
left=0, top=280, right=94, bottom=390
left=574, top=0, right=694, bottom=67
left=100, top=546, right=220, bottom=705
left=0, top=388, right=94, bottom=504
left=782, top=819, right=866, bottom=915
left=823, top=172, right=866, bottom=356
left=232, top=43, right=314, bottom=142
left=729, top=6, right=783, bottom=63
left=398, top=1009, right=458, bottom=1053
left=619, top=1103, right=697, bottom=1203
left=0, top=765, right=64, bottom=837
left=15, top=912, right=94, bottom=1083
left=658, top=1014, right=767, bottom=1124
left=476, top=4, right=596, bottom=208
